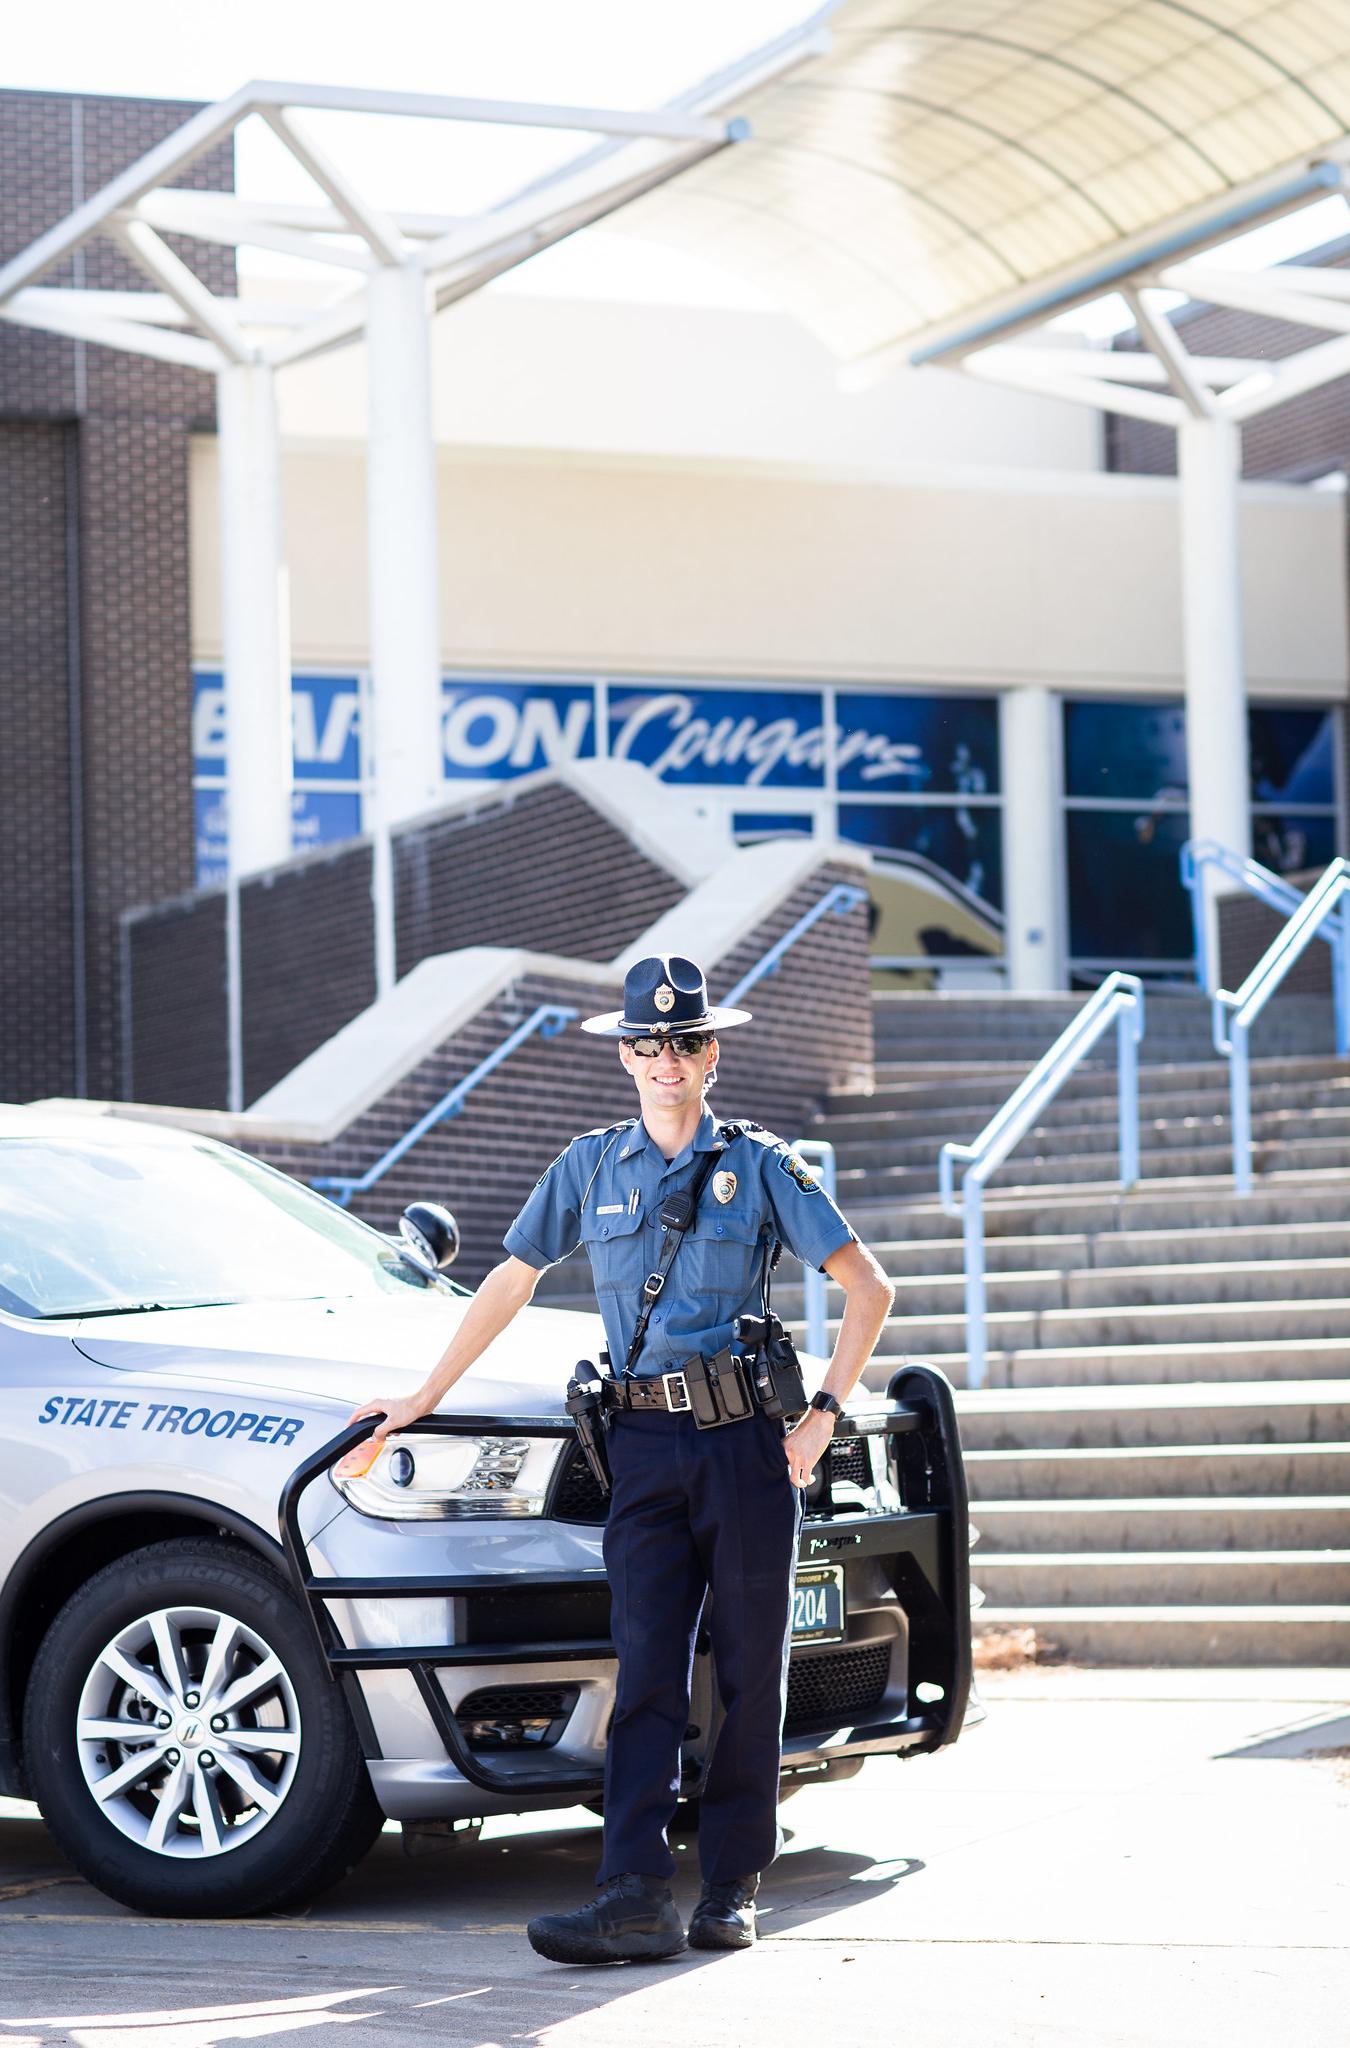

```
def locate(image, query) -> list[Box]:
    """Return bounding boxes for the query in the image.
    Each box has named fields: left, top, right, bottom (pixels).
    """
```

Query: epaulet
left=715, top=1118, right=773, bottom=1144
left=579, top=1117, right=639, bottom=1142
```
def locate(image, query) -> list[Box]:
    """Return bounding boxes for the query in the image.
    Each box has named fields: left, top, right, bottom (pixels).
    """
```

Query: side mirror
left=398, top=1201, right=460, bottom=1273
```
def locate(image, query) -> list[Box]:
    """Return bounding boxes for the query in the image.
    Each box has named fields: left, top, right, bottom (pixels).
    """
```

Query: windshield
left=0, top=1136, right=470, bottom=1319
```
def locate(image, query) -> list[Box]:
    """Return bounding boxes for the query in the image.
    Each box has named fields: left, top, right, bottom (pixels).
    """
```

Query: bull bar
left=278, top=1363, right=972, bottom=1799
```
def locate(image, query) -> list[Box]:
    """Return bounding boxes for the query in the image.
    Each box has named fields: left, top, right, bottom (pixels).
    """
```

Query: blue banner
left=608, top=684, right=826, bottom=788
left=193, top=670, right=363, bottom=783
left=441, top=678, right=596, bottom=779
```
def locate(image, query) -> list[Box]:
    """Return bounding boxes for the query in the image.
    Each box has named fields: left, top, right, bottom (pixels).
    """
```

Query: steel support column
left=217, top=359, right=292, bottom=880
left=1178, top=413, right=1250, bottom=989
left=365, top=262, right=444, bottom=996
left=1000, top=684, right=1066, bottom=991
left=217, top=359, right=291, bottom=1113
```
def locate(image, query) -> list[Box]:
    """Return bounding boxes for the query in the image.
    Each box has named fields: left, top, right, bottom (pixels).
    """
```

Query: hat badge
left=653, top=983, right=675, bottom=1013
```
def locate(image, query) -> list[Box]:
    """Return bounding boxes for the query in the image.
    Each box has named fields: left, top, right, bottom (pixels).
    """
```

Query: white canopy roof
left=621, top=1, right=1350, bottom=374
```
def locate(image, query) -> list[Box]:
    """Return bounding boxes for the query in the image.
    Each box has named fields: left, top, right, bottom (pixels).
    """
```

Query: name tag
left=595, top=1204, right=624, bottom=1215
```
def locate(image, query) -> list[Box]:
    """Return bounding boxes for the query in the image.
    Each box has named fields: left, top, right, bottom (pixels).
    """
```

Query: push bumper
left=278, top=1365, right=972, bottom=1808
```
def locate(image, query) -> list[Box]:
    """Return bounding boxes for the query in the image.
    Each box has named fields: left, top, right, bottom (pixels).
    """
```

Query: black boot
left=688, top=1872, right=761, bottom=1950
left=527, top=1872, right=686, bottom=1965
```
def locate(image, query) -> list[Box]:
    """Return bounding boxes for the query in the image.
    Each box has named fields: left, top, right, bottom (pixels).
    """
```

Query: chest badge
left=653, top=983, right=675, bottom=1013
left=712, top=1169, right=737, bottom=1205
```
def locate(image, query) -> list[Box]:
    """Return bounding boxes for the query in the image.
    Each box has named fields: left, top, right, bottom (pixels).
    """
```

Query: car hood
left=72, top=1291, right=607, bottom=1416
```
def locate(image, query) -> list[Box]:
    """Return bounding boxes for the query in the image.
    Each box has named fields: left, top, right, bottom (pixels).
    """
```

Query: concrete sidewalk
left=0, top=1667, right=1346, bottom=2047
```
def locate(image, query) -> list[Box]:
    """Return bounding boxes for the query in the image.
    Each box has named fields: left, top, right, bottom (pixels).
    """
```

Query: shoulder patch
left=776, top=1147, right=822, bottom=1194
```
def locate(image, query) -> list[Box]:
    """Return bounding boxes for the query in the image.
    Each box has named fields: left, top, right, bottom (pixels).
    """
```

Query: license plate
left=791, top=1564, right=845, bottom=1645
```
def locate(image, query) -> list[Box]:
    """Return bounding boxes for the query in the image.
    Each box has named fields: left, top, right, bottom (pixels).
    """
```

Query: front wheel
left=25, top=1537, right=381, bottom=1917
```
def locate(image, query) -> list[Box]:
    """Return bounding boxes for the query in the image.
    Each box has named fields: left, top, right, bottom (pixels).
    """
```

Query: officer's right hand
left=337, top=1395, right=431, bottom=1476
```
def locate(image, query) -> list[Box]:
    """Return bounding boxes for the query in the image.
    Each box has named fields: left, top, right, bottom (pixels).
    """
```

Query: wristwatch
left=809, top=1390, right=843, bottom=1421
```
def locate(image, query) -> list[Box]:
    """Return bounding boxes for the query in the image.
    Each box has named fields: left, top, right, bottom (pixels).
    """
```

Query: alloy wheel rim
left=75, top=1604, right=302, bottom=1858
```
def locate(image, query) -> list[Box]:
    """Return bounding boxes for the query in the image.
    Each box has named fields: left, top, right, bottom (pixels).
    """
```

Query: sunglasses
left=622, top=1032, right=712, bottom=1058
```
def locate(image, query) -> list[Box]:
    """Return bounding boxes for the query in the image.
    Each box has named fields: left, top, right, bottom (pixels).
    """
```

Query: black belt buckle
left=684, top=1348, right=755, bottom=1428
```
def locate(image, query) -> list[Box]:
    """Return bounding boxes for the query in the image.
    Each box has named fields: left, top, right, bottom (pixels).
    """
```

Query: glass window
left=731, top=812, right=815, bottom=844
left=838, top=803, right=1003, bottom=911
left=1250, top=812, right=1337, bottom=876
left=834, top=693, right=1000, bottom=795
left=1066, top=810, right=1192, bottom=961
left=0, top=1137, right=465, bottom=1320
left=1248, top=708, right=1336, bottom=806
left=1064, top=700, right=1188, bottom=802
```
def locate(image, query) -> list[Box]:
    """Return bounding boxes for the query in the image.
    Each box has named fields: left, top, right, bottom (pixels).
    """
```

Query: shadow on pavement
left=1218, top=1710, right=1350, bottom=1762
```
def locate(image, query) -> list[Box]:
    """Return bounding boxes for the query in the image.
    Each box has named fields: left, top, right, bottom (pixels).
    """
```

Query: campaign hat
left=580, top=954, right=751, bottom=1037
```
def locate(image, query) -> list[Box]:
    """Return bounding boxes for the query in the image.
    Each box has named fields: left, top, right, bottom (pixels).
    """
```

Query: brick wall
left=1107, top=238, right=1350, bottom=481
left=241, top=841, right=377, bottom=1104
left=124, top=890, right=229, bottom=1108
left=0, top=89, right=233, bottom=1104
left=246, top=858, right=873, bottom=1283
left=1217, top=869, right=1330, bottom=995
left=0, top=421, right=77, bottom=1101
left=395, top=782, right=685, bottom=975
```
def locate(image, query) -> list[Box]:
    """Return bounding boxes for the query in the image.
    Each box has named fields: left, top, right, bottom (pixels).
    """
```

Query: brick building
left=0, top=88, right=233, bottom=1105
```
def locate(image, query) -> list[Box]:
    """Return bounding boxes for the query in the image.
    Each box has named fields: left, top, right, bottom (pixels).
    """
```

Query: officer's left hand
left=784, top=1409, right=834, bottom=1488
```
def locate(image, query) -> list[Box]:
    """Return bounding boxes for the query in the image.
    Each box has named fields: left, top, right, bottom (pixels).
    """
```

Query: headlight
left=334, top=1434, right=558, bottom=1519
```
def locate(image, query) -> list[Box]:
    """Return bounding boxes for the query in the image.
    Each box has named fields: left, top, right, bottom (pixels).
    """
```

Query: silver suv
left=0, top=1105, right=972, bottom=1918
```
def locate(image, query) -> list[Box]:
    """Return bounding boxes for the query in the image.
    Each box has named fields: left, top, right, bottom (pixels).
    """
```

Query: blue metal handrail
left=721, top=883, right=868, bottom=1009
left=789, top=1137, right=837, bottom=1358
left=938, top=972, right=1145, bottom=1390
left=312, top=1002, right=578, bottom=1207
left=1180, top=839, right=1305, bottom=992
left=1213, top=856, right=1350, bottom=1196
left=1180, top=838, right=1347, bottom=1012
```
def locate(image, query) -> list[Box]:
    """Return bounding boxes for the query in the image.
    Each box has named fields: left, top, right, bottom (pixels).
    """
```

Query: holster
left=565, top=1365, right=612, bottom=1495
left=683, top=1347, right=755, bottom=1428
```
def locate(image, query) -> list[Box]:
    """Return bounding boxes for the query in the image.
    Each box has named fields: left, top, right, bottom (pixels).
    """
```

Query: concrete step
left=830, top=1053, right=1348, bottom=1114
left=1065, top=1255, right=1350, bottom=1310
left=971, top=1551, right=1350, bottom=1605
left=953, top=1380, right=1350, bottom=1450
left=843, top=1170, right=1350, bottom=1241
left=813, top=1078, right=1350, bottom=1146
left=968, top=1496, right=1350, bottom=1552
left=838, top=1141, right=1242, bottom=1197
left=788, top=1254, right=1350, bottom=1322
left=1089, top=1218, right=1350, bottom=1269
left=823, top=1102, right=1350, bottom=1173
left=1036, top=1294, right=1350, bottom=1350
left=971, top=1606, right=1350, bottom=1665
left=964, top=1441, right=1350, bottom=1499
left=867, top=1336, right=1350, bottom=1393
left=856, top=1292, right=1350, bottom=1358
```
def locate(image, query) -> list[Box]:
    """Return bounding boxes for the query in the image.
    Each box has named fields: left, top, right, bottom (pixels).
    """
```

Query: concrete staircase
left=809, top=989, right=1350, bottom=1665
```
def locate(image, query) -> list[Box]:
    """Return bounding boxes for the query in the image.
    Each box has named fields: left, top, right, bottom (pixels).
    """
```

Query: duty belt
left=602, top=1371, right=694, bottom=1416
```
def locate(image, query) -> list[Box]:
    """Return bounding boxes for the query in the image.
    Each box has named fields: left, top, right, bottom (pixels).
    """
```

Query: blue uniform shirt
left=504, top=1107, right=855, bottom=1378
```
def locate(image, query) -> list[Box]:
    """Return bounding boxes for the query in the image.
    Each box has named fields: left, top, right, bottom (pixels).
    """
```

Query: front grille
left=784, top=1640, right=892, bottom=1736
left=457, top=1683, right=578, bottom=1750
left=550, top=1442, right=608, bottom=1524
left=550, top=1432, right=873, bottom=1527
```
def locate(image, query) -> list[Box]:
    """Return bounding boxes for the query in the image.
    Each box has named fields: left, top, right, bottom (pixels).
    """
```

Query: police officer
left=344, top=954, right=893, bottom=1965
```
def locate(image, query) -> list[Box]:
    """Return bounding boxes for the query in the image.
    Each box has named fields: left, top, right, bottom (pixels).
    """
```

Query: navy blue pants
left=597, top=1405, right=805, bottom=1887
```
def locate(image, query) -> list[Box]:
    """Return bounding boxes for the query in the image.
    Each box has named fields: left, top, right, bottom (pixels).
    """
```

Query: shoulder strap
left=621, top=1141, right=725, bottom=1377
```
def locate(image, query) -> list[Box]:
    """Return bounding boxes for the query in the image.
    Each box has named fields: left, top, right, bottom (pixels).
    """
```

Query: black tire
left=24, top=1537, right=382, bottom=1917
